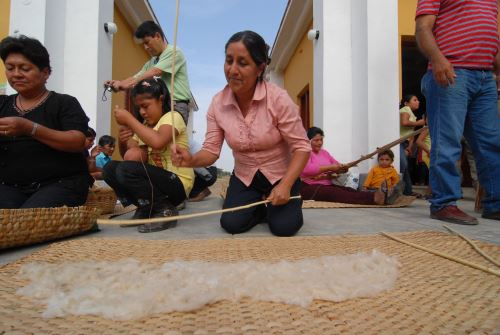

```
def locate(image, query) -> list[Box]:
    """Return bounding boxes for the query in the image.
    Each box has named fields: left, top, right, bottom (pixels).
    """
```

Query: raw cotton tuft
left=17, top=250, right=399, bottom=320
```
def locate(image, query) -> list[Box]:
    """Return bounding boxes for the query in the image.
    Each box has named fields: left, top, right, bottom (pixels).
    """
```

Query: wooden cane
left=97, top=195, right=302, bottom=225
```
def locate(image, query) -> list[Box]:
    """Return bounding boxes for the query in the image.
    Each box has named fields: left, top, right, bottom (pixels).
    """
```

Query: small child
left=362, top=149, right=400, bottom=191
left=95, top=135, right=116, bottom=169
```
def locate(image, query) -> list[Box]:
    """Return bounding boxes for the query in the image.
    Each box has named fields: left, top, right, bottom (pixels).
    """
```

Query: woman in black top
left=0, top=35, right=91, bottom=209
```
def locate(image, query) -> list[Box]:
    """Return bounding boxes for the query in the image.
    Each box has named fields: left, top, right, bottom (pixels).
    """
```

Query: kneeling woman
left=171, top=31, right=311, bottom=236
left=300, top=127, right=385, bottom=205
left=103, top=79, right=194, bottom=233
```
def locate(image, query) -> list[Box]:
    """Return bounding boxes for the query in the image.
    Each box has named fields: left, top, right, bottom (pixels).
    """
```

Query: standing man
left=105, top=21, right=192, bottom=124
left=416, top=0, right=500, bottom=224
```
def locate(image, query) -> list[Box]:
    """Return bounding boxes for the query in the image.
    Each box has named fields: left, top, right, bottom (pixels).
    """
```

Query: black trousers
left=0, top=175, right=90, bottom=209
left=190, top=166, right=217, bottom=198
left=221, top=171, right=303, bottom=237
left=103, top=161, right=186, bottom=207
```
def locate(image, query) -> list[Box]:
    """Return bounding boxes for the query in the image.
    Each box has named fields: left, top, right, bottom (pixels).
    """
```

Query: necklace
left=14, top=90, right=51, bottom=116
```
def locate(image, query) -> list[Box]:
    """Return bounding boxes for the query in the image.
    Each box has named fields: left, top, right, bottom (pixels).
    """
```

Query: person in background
left=399, top=94, right=425, bottom=198
left=171, top=30, right=310, bottom=237
left=188, top=138, right=217, bottom=202
left=300, top=127, right=399, bottom=205
left=416, top=0, right=500, bottom=223
left=105, top=21, right=192, bottom=125
left=362, top=149, right=400, bottom=193
left=95, top=135, right=115, bottom=169
left=0, top=35, right=92, bottom=209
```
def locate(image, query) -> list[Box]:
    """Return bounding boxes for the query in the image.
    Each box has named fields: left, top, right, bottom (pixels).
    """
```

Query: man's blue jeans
left=421, top=69, right=500, bottom=215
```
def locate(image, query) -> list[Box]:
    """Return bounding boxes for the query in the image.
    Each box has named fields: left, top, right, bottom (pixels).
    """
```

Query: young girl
left=362, top=149, right=400, bottom=191
left=103, top=78, right=194, bottom=233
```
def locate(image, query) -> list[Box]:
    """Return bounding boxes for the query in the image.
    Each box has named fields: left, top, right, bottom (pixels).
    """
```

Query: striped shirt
left=416, top=0, right=499, bottom=70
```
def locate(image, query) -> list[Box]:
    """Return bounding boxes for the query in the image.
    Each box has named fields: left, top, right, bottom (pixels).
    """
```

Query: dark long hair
left=225, top=30, right=270, bottom=81
left=399, top=94, right=416, bottom=109
left=307, top=127, right=324, bottom=140
left=131, top=78, right=171, bottom=123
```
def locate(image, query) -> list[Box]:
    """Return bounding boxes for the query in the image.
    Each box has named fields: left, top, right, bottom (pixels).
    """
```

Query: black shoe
left=137, top=201, right=178, bottom=233
left=120, top=206, right=151, bottom=227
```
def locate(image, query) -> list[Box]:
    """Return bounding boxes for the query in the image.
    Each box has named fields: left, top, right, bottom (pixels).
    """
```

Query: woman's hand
left=113, top=105, right=134, bottom=126
left=118, top=125, right=134, bottom=143
left=171, top=144, right=193, bottom=167
left=0, top=116, right=32, bottom=137
left=267, top=182, right=291, bottom=206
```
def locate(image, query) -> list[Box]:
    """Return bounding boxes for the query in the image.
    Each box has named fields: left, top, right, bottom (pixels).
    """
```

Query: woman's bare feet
left=374, top=190, right=385, bottom=205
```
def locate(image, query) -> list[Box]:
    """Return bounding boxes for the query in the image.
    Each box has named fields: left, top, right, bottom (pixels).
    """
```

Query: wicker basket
left=85, top=186, right=118, bottom=214
left=0, top=206, right=100, bottom=250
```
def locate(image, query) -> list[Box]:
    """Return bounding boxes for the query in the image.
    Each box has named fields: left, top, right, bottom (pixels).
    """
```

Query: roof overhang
left=269, top=0, right=312, bottom=73
left=115, top=0, right=159, bottom=31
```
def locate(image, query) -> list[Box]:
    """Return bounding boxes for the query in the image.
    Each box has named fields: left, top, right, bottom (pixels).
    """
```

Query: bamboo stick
left=97, top=195, right=302, bottom=225
left=381, top=232, right=500, bottom=277
left=443, top=225, right=500, bottom=267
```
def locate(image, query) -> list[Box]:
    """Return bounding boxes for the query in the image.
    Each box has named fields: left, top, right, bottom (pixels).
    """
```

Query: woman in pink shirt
left=300, top=127, right=385, bottom=205
left=172, top=31, right=311, bottom=236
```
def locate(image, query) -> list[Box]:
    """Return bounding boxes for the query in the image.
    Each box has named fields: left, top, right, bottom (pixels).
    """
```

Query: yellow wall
left=109, top=4, right=150, bottom=159
left=0, top=0, right=10, bottom=91
left=283, top=22, right=314, bottom=124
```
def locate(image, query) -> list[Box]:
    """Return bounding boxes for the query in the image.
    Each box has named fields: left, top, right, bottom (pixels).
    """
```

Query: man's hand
left=431, top=54, right=456, bottom=86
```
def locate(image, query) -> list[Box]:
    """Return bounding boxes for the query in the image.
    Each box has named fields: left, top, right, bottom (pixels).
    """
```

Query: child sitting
left=103, top=78, right=194, bottom=233
left=362, top=149, right=400, bottom=192
left=95, top=135, right=116, bottom=169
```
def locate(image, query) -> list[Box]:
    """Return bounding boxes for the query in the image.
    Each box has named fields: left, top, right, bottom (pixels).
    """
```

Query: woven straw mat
left=1, top=231, right=499, bottom=334
left=85, top=186, right=118, bottom=215
left=0, top=206, right=100, bottom=250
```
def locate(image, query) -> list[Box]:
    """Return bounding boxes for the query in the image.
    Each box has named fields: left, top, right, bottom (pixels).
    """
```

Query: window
left=298, top=85, right=310, bottom=129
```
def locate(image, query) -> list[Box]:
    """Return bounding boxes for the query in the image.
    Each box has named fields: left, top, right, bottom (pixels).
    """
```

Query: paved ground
left=1, top=185, right=498, bottom=266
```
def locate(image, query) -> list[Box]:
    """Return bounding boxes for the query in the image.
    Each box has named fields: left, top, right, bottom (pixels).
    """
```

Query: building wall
left=283, top=22, right=314, bottom=123
left=109, top=4, right=150, bottom=159
left=0, top=0, right=10, bottom=93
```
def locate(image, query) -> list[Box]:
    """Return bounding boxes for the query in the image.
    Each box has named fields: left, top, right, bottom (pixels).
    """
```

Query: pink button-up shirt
left=202, top=81, right=311, bottom=186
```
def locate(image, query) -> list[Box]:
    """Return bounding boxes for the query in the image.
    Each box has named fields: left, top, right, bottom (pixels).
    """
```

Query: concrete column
left=312, top=0, right=399, bottom=171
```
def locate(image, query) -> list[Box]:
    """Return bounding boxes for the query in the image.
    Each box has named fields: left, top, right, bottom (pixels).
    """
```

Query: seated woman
left=103, top=78, right=194, bottom=233
left=171, top=30, right=311, bottom=237
left=0, top=36, right=92, bottom=209
left=300, top=127, right=386, bottom=205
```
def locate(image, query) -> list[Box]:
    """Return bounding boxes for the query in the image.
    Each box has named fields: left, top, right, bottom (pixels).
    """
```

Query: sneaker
left=482, top=211, right=500, bottom=220
left=188, top=188, right=211, bottom=202
left=137, top=202, right=178, bottom=233
left=430, top=205, right=478, bottom=225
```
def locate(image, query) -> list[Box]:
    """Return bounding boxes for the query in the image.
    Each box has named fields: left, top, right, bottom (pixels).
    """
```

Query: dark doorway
left=401, top=36, right=428, bottom=118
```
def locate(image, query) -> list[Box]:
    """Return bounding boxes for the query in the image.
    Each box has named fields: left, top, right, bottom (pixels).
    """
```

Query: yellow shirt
left=363, top=165, right=400, bottom=189
left=134, top=111, right=194, bottom=196
left=399, top=106, right=417, bottom=137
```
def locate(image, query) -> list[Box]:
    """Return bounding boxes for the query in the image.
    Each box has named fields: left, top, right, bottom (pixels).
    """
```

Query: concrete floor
left=1, top=186, right=498, bottom=266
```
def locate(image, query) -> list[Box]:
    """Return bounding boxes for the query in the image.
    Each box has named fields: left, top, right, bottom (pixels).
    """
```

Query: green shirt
left=135, top=44, right=192, bottom=102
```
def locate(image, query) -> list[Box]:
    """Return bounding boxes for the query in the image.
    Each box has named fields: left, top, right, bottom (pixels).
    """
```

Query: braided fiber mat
left=1, top=231, right=499, bottom=334
left=302, top=195, right=416, bottom=209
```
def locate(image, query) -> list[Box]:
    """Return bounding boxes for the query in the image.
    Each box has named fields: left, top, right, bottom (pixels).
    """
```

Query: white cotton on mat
left=17, top=250, right=399, bottom=320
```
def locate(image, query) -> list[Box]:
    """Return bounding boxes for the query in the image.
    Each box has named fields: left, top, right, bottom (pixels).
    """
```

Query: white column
left=366, top=0, right=400, bottom=170
left=312, top=0, right=399, bottom=171
left=313, top=0, right=354, bottom=163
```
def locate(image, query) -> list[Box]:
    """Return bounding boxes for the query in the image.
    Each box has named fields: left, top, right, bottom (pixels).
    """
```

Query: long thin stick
left=344, top=127, right=427, bottom=168
left=381, top=232, right=500, bottom=277
left=97, top=195, right=302, bottom=225
left=443, top=225, right=500, bottom=267
left=169, top=0, right=180, bottom=146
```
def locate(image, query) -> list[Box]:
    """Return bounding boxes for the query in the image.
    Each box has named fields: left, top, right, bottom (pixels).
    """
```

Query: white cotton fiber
left=17, top=250, right=399, bottom=320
